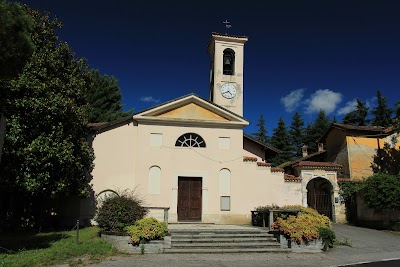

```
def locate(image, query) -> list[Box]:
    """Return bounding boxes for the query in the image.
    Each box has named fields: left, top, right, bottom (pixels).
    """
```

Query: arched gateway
left=306, top=177, right=333, bottom=219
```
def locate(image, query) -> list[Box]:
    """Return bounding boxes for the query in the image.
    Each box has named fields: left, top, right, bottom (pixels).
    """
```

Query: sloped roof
left=331, top=123, right=385, bottom=132
left=89, top=93, right=250, bottom=133
left=88, top=115, right=133, bottom=133
left=132, top=93, right=249, bottom=127
left=243, top=133, right=282, bottom=154
left=319, top=123, right=389, bottom=141
left=280, top=149, right=326, bottom=168
left=293, top=161, right=342, bottom=169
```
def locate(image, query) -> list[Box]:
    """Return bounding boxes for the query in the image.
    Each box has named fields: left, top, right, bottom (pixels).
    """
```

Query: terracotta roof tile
left=257, top=162, right=272, bottom=167
left=332, top=123, right=385, bottom=132
left=271, top=167, right=284, bottom=172
left=284, top=174, right=302, bottom=183
left=293, top=161, right=342, bottom=169
left=280, top=150, right=326, bottom=168
left=243, top=156, right=258, bottom=162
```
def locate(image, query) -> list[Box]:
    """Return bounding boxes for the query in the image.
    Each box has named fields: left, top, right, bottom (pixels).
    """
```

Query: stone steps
left=164, top=247, right=291, bottom=254
left=165, top=228, right=288, bottom=253
left=171, top=242, right=281, bottom=248
left=172, top=237, right=277, bottom=243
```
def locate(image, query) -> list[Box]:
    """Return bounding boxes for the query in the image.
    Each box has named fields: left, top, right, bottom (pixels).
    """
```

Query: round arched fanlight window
left=175, top=133, right=206, bottom=148
left=96, top=189, right=119, bottom=206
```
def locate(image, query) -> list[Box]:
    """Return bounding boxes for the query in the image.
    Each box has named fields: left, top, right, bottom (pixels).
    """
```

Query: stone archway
left=306, top=177, right=333, bottom=219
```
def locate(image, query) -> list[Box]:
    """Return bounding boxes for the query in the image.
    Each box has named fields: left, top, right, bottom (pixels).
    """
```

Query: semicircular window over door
left=175, top=133, right=206, bottom=148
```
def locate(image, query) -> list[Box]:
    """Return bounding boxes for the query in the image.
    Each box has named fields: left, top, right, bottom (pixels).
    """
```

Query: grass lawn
left=0, top=226, right=119, bottom=267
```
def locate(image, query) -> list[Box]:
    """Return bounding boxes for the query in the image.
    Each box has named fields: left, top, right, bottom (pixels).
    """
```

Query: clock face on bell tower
left=207, top=32, right=248, bottom=117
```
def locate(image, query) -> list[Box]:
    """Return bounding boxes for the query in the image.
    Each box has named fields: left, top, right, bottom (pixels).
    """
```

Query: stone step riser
left=171, top=242, right=280, bottom=248
left=171, top=238, right=276, bottom=243
left=169, top=231, right=269, bottom=235
left=164, top=248, right=290, bottom=254
left=171, top=234, right=274, bottom=238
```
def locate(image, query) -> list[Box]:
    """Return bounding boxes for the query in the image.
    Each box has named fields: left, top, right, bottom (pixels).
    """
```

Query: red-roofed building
left=320, top=123, right=400, bottom=180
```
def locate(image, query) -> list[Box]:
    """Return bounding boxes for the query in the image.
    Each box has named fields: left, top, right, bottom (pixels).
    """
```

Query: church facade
left=89, top=33, right=346, bottom=224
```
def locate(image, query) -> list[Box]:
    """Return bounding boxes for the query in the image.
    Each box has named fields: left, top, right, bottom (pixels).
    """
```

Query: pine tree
left=303, top=110, right=331, bottom=153
left=289, top=112, right=304, bottom=158
left=371, top=90, right=392, bottom=127
left=342, top=111, right=358, bottom=125
left=253, top=114, right=269, bottom=144
left=86, top=69, right=132, bottom=122
left=395, top=101, right=400, bottom=133
left=342, top=99, right=369, bottom=126
left=271, top=117, right=293, bottom=166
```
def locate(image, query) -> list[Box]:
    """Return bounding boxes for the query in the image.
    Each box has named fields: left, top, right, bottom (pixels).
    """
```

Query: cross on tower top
left=223, top=20, right=231, bottom=34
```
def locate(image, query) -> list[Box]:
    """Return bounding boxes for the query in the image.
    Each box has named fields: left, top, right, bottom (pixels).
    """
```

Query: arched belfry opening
left=223, top=48, right=235, bottom=75
left=306, top=177, right=333, bottom=219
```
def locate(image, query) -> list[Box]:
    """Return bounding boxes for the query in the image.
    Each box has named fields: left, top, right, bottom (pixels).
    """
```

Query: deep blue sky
left=18, top=0, right=400, bottom=135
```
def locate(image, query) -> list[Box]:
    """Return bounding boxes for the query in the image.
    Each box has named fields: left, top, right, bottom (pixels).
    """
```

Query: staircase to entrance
left=164, top=224, right=290, bottom=253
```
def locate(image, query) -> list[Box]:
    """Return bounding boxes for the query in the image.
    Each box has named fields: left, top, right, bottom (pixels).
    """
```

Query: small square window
left=220, top=196, right=230, bottom=211
left=219, top=137, right=230, bottom=150
left=150, top=133, right=162, bottom=146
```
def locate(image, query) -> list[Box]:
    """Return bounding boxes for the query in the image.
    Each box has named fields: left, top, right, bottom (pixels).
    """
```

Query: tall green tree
left=253, top=114, right=269, bottom=144
left=271, top=117, right=293, bottom=166
left=371, top=90, right=392, bottom=127
left=289, top=112, right=304, bottom=158
left=86, top=69, right=132, bottom=122
left=1, top=7, right=94, bottom=199
left=0, top=0, right=35, bottom=81
left=342, top=99, right=369, bottom=126
left=303, top=110, right=331, bottom=153
left=0, top=0, right=35, bottom=164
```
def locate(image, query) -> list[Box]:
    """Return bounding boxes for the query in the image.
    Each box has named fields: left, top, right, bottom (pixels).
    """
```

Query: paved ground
left=87, top=224, right=400, bottom=267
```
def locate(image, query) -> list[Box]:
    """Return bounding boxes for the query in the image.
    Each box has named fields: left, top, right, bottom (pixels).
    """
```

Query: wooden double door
left=178, top=177, right=202, bottom=221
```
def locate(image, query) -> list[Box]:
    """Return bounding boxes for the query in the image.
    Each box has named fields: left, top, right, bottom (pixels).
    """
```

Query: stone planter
left=279, top=235, right=324, bottom=253
left=101, top=233, right=169, bottom=254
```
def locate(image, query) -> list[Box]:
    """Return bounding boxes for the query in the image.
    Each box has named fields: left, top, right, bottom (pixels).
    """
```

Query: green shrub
left=271, top=207, right=331, bottom=244
left=95, top=190, right=148, bottom=232
left=318, top=227, right=336, bottom=251
left=126, top=217, right=168, bottom=244
left=361, top=173, right=400, bottom=212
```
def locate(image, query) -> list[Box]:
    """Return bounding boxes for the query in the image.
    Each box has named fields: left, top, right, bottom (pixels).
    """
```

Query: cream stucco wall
left=90, top=119, right=303, bottom=224
left=90, top=122, right=137, bottom=194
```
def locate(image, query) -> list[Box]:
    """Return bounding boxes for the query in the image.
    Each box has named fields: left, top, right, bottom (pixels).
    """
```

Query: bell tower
left=208, top=32, right=248, bottom=116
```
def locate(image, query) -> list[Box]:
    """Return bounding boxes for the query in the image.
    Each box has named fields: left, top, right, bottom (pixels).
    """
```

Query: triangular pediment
left=157, top=103, right=228, bottom=121
left=132, top=94, right=248, bottom=128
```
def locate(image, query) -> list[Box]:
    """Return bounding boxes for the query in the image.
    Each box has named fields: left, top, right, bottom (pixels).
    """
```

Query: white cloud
left=337, top=96, right=377, bottom=115
left=281, top=89, right=305, bottom=112
left=337, top=99, right=357, bottom=115
left=140, top=96, right=160, bottom=103
left=304, top=89, right=342, bottom=114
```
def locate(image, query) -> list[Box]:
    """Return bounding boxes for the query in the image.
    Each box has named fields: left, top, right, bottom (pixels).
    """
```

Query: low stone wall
left=101, top=233, right=170, bottom=254
left=356, top=195, right=400, bottom=230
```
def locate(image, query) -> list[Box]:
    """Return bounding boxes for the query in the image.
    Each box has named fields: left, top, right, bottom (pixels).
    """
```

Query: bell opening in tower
left=223, top=49, right=235, bottom=75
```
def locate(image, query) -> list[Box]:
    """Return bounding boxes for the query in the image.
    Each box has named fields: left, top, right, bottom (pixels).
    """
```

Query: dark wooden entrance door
left=178, top=177, right=202, bottom=221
